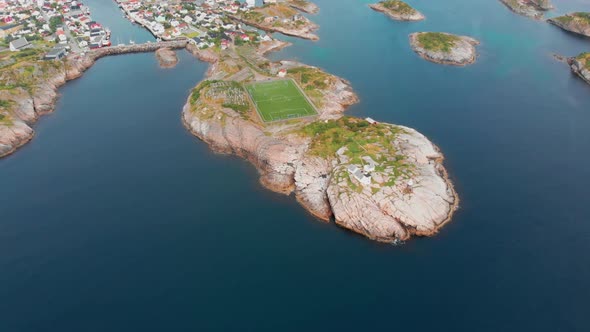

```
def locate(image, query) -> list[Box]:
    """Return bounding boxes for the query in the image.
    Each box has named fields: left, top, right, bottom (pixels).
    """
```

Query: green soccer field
left=245, top=79, right=318, bottom=122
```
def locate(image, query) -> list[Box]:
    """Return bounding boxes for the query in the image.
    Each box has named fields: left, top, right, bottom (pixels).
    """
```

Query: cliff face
left=409, top=32, right=479, bottom=66
left=548, top=13, right=590, bottom=37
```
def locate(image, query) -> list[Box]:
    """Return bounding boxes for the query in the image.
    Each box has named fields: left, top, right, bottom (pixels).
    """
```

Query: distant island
left=548, top=13, right=590, bottom=37
left=499, top=0, right=553, bottom=19
left=409, top=32, right=479, bottom=66
left=369, top=1, right=425, bottom=21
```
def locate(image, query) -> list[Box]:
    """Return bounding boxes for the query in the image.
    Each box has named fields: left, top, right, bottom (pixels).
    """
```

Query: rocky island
left=548, top=12, right=590, bottom=37
left=409, top=32, right=479, bottom=66
left=499, top=0, right=553, bottom=19
left=568, top=53, right=590, bottom=85
left=231, top=3, right=319, bottom=41
left=182, top=35, right=458, bottom=243
left=155, top=47, right=179, bottom=68
left=369, top=0, right=425, bottom=21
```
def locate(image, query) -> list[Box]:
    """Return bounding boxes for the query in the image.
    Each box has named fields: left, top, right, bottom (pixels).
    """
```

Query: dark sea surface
left=0, top=0, right=589, bottom=331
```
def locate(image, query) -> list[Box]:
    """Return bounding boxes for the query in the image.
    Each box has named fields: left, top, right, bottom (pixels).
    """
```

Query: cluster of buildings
left=1, top=0, right=111, bottom=60
left=347, top=156, right=378, bottom=186
left=116, top=0, right=270, bottom=49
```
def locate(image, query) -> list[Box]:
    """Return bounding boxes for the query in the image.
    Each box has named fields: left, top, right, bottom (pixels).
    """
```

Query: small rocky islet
left=409, top=32, right=480, bottom=66
left=499, top=0, right=553, bottom=19
left=369, top=0, right=425, bottom=21
left=155, top=47, right=179, bottom=68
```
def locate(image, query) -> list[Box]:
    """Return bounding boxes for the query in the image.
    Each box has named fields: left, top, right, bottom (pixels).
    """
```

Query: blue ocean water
left=0, top=0, right=589, bottom=330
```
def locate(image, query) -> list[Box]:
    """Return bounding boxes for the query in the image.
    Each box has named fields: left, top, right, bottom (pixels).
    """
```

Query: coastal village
left=0, top=0, right=305, bottom=62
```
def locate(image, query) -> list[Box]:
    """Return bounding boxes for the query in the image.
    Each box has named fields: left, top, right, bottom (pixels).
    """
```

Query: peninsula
left=548, top=13, right=590, bottom=38
left=230, top=3, right=319, bottom=41
left=369, top=1, right=425, bottom=21
left=409, top=32, right=479, bottom=66
left=1, top=0, right=458, bottom=244
left=499, top=0, right=553, bottom=19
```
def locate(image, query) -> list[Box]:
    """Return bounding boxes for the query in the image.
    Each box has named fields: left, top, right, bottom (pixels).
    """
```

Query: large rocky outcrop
left=548, top=13, right=590, bottom=37
left=0, top=119, right=34, bottom=158
left=500, top=0, right=553, bottom=19
left=369, top=1, right=425, bottom=21
left=409, top=32, right=479, bottom=66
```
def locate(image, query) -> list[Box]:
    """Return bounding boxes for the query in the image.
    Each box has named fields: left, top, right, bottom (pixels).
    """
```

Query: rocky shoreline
left=0, top=41, right=189, bottom=158
left=369, top=2, right=425, bottom=21
left=409, top=32, right=479, bottom=66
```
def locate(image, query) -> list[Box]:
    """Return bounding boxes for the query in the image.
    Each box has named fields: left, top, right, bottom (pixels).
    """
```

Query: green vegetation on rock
left=553, top=12, right=590, bottom=25
left=380, top=0, right=417, bottom=15
left=300, top=117, right=414, bottom=183
left=416, top=32, right=459, bottom=53
left=576, top=52, right=590, bottom=70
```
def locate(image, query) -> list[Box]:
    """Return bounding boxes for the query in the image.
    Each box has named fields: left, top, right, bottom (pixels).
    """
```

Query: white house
left=362, top=156, right=377, bottom=173
left=9, top=37, right=30, bottom=51
left=347, top=164, right=371, bottom=186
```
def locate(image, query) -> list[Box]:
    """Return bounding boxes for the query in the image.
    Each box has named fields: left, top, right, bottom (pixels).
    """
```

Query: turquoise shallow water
left=0, top=0, right=589, bottom=330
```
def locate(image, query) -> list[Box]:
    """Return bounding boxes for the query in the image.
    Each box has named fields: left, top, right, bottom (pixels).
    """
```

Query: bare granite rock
left=409, top=32, right=480, bottom=66
left=0, top=119, right=34, bottom=158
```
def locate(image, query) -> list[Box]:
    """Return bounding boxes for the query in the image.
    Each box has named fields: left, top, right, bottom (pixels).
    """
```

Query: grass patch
left=416, top=32, right=459, bottom=53
left=553, top=12, right=590, bottom=25
left=246, top=79, right=317, bottom=122
left=576, top=52, right=590, bottom=70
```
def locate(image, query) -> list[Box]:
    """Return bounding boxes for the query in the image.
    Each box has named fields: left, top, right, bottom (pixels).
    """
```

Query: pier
left=86, top=40, right=190, bottom=60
